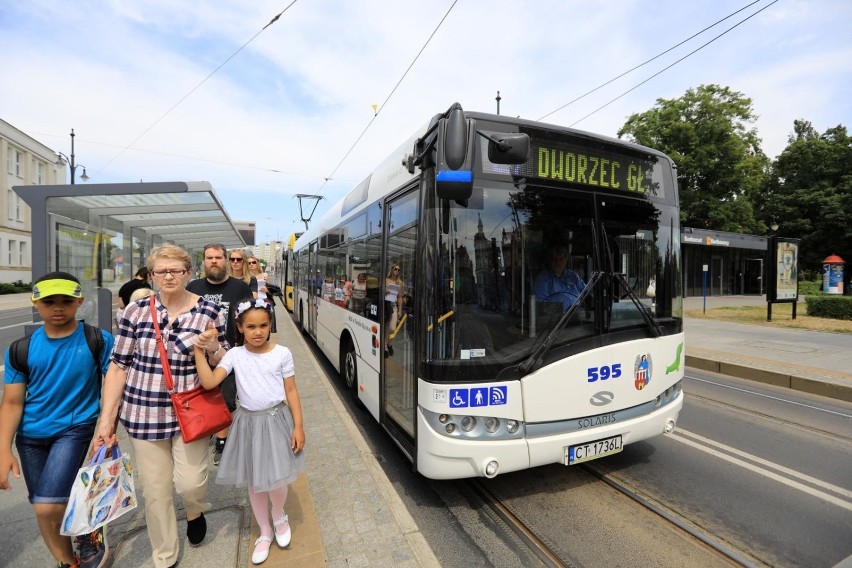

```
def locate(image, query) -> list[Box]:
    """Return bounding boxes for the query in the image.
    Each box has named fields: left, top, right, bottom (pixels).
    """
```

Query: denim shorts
left=15, top=423, right=95, bottom=504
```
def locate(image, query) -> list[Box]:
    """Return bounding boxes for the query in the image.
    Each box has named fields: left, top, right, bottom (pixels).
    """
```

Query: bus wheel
left=341, top=340, right=358, bottom=397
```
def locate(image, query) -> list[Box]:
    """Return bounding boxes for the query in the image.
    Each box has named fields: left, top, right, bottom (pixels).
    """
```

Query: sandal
left=252, top=535, right=273, bottom=564
left=273, top=514, right=291, bottom=548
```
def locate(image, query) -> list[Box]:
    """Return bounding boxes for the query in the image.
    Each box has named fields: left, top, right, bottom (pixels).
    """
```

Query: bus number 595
left=587, top=364, right=622, bottom=382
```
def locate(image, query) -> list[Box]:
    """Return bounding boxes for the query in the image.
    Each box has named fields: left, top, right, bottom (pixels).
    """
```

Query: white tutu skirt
left=215, top=401, right=305, bottom=492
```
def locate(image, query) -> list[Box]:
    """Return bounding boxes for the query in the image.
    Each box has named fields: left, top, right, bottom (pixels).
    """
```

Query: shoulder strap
left=82, top=323, right=105, bottom=369
left=149, top=296, right=175, bottom=392
left=8, top=336, right=30, bottom=376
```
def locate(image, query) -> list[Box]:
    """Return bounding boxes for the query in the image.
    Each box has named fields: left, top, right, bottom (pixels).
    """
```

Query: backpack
left=8, top=323, right=104, bottom=378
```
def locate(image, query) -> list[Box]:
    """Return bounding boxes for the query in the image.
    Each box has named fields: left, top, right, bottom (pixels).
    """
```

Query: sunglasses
left=248, top=261, right=257, bottom=265
left=229, top=257, right=243, bottom=262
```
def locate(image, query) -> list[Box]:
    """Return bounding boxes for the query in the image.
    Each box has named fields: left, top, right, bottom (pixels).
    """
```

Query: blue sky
left=2, top=0, right=850, bottom=242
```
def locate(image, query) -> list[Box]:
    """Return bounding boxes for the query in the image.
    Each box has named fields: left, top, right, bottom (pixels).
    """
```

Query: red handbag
left=150, top=296, right=232, bottom=442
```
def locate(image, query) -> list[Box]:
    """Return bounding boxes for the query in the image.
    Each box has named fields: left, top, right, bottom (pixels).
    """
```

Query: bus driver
left=534, top=245, right=585, bottom=310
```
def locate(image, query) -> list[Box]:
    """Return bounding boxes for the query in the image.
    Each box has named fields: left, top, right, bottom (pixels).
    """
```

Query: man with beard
left=187, top=243, right=253, bottom=465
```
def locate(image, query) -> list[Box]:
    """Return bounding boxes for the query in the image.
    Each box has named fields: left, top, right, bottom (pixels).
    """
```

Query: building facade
left=1, top=119, right=65, bottom=283
left=251, top=240, right=282, bottom=270
left=681, top=227, right=768, bottom=297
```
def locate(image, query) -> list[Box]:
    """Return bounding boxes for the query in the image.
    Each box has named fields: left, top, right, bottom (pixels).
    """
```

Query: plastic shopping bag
left=61, top=444, right=138, bottom=536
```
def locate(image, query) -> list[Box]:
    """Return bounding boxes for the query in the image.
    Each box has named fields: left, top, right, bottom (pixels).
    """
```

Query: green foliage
left=618, top=84, right=769, bottom=233
left=805, top=295, right=852, bottom=320
left=759, top=120, right=852, bottom=272
left=798, top=280, right=824, bottom=296
left=0, top=280, right=32, bottom=294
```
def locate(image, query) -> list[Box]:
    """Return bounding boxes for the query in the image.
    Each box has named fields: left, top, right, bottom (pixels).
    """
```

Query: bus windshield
left=425, top=178, right=682, bottom=378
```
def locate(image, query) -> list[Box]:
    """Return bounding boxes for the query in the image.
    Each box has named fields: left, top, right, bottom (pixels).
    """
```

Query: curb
left=685, top=355, right=852, bottom=403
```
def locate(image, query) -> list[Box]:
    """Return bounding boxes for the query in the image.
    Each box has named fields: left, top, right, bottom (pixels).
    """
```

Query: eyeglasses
left=152, top=269, right=189, bottom=278
left=248, top=261, right=257, bottom=265
left=229, top=257, right=243, bottom=262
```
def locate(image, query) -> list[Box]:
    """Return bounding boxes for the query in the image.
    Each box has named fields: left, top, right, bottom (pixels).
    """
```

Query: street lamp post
left=56, top=129, right=89, bottom=184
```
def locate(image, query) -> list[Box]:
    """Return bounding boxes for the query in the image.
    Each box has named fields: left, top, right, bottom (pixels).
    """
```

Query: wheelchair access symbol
left=449, top=389, right=468, bottom=408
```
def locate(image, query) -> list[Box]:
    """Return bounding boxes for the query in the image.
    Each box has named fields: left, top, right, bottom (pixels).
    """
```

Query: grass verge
left=684, top=304, right=852, bottom=334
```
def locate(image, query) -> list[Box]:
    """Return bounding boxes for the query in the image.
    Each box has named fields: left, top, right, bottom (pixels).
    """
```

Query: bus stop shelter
left=14, top=181, right=245, bottom=330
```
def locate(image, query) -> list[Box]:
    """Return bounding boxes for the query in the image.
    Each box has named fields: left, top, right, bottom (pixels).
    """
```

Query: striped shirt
left=113, top=295, right=227, bottom=440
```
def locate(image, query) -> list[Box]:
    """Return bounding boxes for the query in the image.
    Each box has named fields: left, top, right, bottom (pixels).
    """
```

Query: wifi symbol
left=490, top=387, right=507, bottom=405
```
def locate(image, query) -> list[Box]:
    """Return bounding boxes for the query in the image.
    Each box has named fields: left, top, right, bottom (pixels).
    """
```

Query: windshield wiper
left=598, top=222, right=661, bottom=336
left=518, top=271, right=603, bottom=376
left=612, top=272, right=663, bottom=337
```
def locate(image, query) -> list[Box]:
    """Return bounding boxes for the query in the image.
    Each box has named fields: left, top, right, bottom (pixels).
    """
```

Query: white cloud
left=3, top=0, right=850, bottom=241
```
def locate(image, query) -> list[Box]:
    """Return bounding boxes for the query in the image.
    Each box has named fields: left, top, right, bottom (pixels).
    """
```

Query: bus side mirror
left=487, top=133, right=530, bottom=164
left=434, top=104, right=475, bottom=201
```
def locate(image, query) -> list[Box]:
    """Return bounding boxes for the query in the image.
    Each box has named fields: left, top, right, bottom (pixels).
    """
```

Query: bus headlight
left=484, top=417, right=500, bottom=433
left=421, top=409, right=524, bottom=440
left=461, top=416, right=477, bottom=432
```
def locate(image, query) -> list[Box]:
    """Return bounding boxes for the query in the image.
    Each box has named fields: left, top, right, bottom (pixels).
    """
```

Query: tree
left=617, top=84, right=769, bottom=233
left=759, top=120, right=852, bottom=274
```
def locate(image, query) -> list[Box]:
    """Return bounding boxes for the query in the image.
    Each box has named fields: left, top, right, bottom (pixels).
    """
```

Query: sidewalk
left=0, top=302, right=439, bottom=568
left=0, top=293, right=849, bottom=567
left=683, top=295, right=852, bottom=403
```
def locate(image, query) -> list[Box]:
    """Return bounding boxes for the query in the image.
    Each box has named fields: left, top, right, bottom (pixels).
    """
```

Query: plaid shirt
left=113, top=295, right=227, bottom=440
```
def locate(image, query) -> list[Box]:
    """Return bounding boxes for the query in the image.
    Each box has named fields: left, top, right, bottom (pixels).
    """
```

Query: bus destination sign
left=532, top=143, right=656, bottom=194
left=481, top=133, right=664, bottom=197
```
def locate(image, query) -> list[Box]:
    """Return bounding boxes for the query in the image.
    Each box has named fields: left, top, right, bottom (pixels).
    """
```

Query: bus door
left=381, top=190, right=418, bottom=443
left=306, top=240, right=318, bottom=337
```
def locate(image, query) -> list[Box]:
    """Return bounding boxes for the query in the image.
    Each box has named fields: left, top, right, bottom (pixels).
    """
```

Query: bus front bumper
left=415, top=393, right=683, bottom=480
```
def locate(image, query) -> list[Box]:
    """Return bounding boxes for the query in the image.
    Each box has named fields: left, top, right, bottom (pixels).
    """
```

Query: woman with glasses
left=94, top=243, right=229, bottom=568
left=384, top=264, right=406, bottom=357
left=227, top=250, right=258, bottom=300
left=247, top=257, right=276, bottom=333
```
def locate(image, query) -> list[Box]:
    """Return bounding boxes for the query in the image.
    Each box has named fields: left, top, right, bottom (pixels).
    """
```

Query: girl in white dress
left=194, top=299, right=305, bottom=564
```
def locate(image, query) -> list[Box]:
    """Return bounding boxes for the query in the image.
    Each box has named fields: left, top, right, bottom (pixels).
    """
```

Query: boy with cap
left=0, top=272, right=115, bottom=568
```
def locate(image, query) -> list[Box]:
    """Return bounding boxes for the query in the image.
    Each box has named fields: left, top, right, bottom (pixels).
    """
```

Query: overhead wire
left=314, top=0, right=458, bottom=196
left=566, top=0, right=779, bottom=128
left=34, top=131, right=324, bottom=179
left=537, top=0, right=764, bottom=121
left=95, top=1, right=298, bottom=175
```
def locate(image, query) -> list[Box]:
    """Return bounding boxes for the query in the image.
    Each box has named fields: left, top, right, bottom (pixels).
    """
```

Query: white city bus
left=292, top=104, right=684, bottom=479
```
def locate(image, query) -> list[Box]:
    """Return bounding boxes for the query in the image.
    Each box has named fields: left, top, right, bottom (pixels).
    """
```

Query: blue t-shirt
left=3, top=323, right=114, bottom=438
left=534, top=269, right=586, bottom=310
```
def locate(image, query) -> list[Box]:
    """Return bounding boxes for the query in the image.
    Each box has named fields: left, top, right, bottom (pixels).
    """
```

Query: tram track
left=462, top=478, right=575, bottom=568
left=465, top=465, right=761, bottom=568
left=579, top=463, right=760, bottom=568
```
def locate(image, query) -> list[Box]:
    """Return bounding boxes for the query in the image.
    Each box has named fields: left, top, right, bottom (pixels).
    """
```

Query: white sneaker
left=252, top=535, right=273, bottom=564
left=273, top=514, right=291, bottom=548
